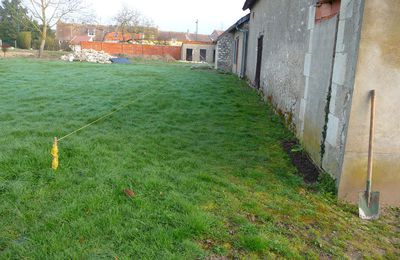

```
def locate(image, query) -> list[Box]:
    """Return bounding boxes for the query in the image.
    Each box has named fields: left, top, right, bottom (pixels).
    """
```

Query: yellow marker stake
left=50, top=91, right=154, bottom=170
left=51, top=137, right=59, bottom=170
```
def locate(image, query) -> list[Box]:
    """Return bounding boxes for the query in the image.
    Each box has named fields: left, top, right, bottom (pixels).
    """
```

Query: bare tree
left=141, top=17, right=157, bottom=40
left=113, top=5, right=142, bottom=36
left=22, top=0, right=87, bottom=57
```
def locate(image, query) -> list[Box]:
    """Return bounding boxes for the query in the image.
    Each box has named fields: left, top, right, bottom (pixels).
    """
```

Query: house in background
left=56, top=22, right=113, bottom=43
left=56, top=22, right=218, bottom=55
left=57, top=22, right=221, bottom=64
left=69, top=35, right=94, bottom=51
left=215, top=14, right=250, bottom=77
left=238, top=0, right=400, bottom=205
left=156, top=31, right=213, bottom=46
left=181, top=41, right=216, bottom=63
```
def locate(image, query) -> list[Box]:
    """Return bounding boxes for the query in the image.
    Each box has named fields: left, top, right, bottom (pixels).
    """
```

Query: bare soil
left=0, top=48, right=69, bottom=59
left=282, top=140, right=320, bottom=184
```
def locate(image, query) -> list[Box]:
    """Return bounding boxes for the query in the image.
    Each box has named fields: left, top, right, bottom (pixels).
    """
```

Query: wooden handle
left=367, top=90, right=376, bottom=206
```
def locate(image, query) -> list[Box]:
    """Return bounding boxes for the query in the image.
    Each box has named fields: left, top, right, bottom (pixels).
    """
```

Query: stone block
left=303, top=52, right=312, bottom=77
left=336, top=20, right=346, bottom=53
left=326, top=113, right=340, bottom=146
left=332, top=53, right=347, bottom=85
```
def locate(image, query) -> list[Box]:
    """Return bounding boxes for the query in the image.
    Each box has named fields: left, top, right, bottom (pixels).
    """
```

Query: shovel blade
left=358, top=191, right=380, bottom=220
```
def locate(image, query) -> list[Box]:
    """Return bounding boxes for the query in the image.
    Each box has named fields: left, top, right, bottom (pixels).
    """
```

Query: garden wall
left=80, top=42, right=182, bottom=60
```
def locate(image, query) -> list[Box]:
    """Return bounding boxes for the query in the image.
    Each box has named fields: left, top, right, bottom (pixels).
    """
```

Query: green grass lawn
left=0, top=59, right=398, bottom=259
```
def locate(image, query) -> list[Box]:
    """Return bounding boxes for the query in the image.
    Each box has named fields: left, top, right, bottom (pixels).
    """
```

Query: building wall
left=245, top=0, right=371, bottom=197
left=181, top=43, right=216, bottom=63
left=339, top=0, right=400, bottom=205
left=215, top=34, right=234, bottom=71
left=300, top=14, right=338, bottom=167
left=246, top=0, right=312, bottom=128
left=244, top=0, right=399, bottom=205
left=321, top=0, right=365, bottom=182
left=299, top=0, right=361, bottom=181
left=231, top=33, right=240, bottom=74
left=56, top=23, right=112, bottom=42
left=232, top=26, right=249, bottom=78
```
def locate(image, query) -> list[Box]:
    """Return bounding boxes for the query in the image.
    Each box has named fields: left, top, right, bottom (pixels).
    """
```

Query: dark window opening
left=213, top=50, right=216, bottom=63
left=255, top=35, right=263, bottom=89
left=186, top=48, right=193, bottom=61
left=200, top=49, right=207, bottom=62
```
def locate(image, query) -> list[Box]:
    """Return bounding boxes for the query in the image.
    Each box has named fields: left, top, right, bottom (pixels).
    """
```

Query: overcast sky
left=86, top=0, right=248, bottom=34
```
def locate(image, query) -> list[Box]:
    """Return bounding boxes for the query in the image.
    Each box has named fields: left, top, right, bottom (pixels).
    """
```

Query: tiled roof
left=70, top=35, right=93, bottom=45
left=157, top=31, right=212, bottom=42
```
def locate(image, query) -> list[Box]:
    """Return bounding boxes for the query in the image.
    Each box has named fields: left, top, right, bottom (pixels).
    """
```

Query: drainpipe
left=236, top=24, right=249, bottom=79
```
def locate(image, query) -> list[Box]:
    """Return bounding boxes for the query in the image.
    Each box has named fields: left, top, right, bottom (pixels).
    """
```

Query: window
left=186, top=48, right=193, bottom=61
left=213, top=50, right=216, bottom=63
left=88, top=29, right=95, bottom=36
left=200, top=49, right=207, bottom=62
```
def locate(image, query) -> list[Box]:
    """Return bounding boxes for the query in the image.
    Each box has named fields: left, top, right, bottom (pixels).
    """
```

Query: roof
left=210, top=30, right=224, bottom=41
left=243, top=0, right=258, bottom=10
left=182, top=40, right=215, bottom=45
left=190, top=33, right=212, bottom=42
left=70, top=35, right=93, bottom=45
left=217, top=14, right=250, bottom=40
left=156, top=31, right=212, bottom=42
left=56, top=22, right=114, bottom=42
left=213, top=30, right=224, bottom=35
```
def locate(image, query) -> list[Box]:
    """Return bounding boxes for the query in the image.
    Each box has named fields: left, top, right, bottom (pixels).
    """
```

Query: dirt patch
left=282, top=140, right=320, bottom=184
left=1, top=49, right=70, bottom=60
left=2, top=49, right=36, bottom=58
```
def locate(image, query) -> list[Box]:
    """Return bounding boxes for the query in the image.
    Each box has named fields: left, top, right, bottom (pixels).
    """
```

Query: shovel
left=359, top=90, right=380, bottom=220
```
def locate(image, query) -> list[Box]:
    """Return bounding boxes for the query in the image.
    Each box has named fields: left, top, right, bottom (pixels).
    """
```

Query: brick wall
left=80, top=42, right=182, bottom=60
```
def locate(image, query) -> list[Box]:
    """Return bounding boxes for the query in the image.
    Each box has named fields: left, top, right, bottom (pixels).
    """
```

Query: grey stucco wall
left=181, top=43, right=216, bottom=63
left=324, top=0, right=365, bottom=181
left=215, top=34, right=234, bottom=71
left=300, top=12, right=339, bottom=168
left=232, top=28, right=248, bottom=77
left=246, top=0, right=313, bottom=129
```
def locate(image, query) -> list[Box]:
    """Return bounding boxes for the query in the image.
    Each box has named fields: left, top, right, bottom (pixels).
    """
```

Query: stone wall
left=246, top=0, right=313, bottom=128
left=215, top=33, right=234, bottom=71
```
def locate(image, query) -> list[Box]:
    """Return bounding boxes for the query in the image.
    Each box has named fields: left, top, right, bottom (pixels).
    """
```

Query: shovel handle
left=367, top=90, right=376, bottom=206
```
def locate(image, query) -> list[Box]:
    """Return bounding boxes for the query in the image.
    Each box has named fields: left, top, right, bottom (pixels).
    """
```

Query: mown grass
left=0, top=59, right=398, bottom=259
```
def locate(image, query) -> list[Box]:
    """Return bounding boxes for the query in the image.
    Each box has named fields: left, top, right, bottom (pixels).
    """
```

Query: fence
left=80, top=42, right=182, bottom=60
